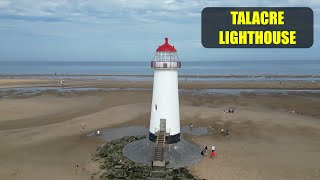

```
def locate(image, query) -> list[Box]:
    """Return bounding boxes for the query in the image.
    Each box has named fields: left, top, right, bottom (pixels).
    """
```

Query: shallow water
left=0, top=87, right=150, bottom=99
left=1, top=74, right=320, bottom=82
left=2, top=87, right=320, bottom=94
left=1, top=87, right=320, bottom=100
left=87, top=126, right=148, bottom=141
left=181, top=89, right=320, bottom=96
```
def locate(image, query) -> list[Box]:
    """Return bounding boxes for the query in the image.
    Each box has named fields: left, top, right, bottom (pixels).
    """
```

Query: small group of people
left=81, top=122, right=101, bottom=138
left=201, top=145, right=215, bottom=158
left=224, top=109, right=235, bottom=113
left=221, top=128, right=230, bottom=137
left=58, top=79, right=65, bottom=87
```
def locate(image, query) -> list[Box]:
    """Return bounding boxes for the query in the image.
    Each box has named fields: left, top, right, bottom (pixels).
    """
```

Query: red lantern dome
left=156, top=38, right=177, bottom=52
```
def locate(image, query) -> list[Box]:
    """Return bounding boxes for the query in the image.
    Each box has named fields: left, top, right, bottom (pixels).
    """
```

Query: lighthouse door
left=160, top=119, right=166, bottom=131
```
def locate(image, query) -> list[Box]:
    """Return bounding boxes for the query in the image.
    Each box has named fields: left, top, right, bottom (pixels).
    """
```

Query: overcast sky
left=0, top=0, right=319, bottom=61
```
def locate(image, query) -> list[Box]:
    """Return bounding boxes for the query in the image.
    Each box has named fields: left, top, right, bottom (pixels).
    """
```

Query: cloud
left=0, top=0, right=319, bottom=61
left=0, top=0, right=10, bottom=7
left=0, top=14, right=64, bottom=22
left=0, top=0, right=319, bottom=24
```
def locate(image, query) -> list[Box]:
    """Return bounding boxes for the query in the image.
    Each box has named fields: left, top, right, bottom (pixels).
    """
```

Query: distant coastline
left=0, top=60, right=320, bottom=77
left=2, top=74, right=320, bottom=78
left=1, top=74, right=319, bottom=83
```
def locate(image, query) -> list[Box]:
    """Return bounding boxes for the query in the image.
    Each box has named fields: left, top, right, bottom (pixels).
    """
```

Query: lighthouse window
left=155, top=104, right=157, bottom=111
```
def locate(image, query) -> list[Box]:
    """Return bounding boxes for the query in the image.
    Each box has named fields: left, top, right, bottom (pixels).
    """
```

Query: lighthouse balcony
left=151, top=61, right=181, bottom=69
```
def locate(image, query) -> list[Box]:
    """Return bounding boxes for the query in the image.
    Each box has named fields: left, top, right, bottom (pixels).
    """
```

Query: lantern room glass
left=154, top=52, right=179, bottom=62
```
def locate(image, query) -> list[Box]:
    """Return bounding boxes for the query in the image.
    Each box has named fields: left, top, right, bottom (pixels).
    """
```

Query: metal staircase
left=149, top=130, right=167, bottom=179
left=154, top=130, right=166, bottom=161
left=149, top=119, right=167, bottom=179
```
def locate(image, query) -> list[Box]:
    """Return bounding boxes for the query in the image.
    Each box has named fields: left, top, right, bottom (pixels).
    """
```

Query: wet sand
left=0, top=79, right=320, bottom=180
left=1, top=78, right=320, bottom=89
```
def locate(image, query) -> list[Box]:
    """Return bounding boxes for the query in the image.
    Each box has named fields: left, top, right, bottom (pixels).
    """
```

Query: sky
left=0, top=0, right=319, bottom=61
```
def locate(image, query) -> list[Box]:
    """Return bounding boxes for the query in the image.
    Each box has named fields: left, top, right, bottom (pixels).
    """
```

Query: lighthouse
left=149, top=38, right=182, bottom=144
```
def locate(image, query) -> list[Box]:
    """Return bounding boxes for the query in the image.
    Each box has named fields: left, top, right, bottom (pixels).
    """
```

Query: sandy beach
left=1, top=78, right=320, bottom=180
left=1, top=77, right=320, bottom=89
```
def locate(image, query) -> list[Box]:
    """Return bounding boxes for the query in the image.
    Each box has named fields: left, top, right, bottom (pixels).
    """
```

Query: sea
left=0, top=60, right=319, bottom=82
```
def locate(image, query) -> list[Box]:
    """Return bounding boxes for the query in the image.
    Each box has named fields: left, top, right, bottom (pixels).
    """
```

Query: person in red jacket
left=211, top=150, right=215, bottom=158
left=211, top=145, right=215, bottom=158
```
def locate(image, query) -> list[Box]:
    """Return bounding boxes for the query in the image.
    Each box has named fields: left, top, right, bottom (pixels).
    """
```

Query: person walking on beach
left=226, top=129, right=230, bottom=138
left=205, top=145, right=208, bottom=151
left=204, top=145, right=208, bottom=155
left=201, top=149, right=205, bottom=156
left=211, top=150, right=215, bottom=158
left=189, top=123, right=193, bottom=131
left=81, top=122, right=86, bottom=129
left=96, top=130, right=101, bottom=137
left=201, top=145, right=208, bottom=156
left=211, top=145, right=215, bottom=158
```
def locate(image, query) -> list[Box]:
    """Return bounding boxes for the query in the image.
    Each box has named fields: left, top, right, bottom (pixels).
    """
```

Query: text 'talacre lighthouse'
left=149, top=38, right=182, bottom=144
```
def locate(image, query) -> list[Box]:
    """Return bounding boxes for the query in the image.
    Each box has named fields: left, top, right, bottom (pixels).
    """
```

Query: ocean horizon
left=1, top=60, right=320, bottom=82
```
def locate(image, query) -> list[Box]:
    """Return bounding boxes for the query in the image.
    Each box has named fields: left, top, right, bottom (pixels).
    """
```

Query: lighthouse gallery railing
left=151, top=61, right=181, bottom=69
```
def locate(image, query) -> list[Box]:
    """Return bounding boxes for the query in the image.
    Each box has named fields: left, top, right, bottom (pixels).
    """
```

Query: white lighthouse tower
left=149, top=38, right=181, bottom=144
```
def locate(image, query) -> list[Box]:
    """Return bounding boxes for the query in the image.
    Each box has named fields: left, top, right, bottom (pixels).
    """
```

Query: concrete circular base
left=122, top=138, right=203, bottom=167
